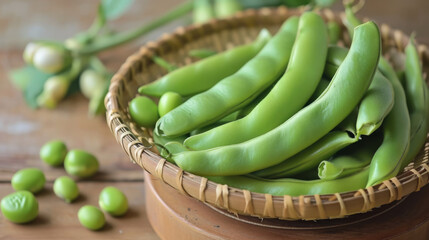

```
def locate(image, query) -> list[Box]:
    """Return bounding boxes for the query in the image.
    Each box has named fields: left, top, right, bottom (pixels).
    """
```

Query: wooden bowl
left=105, top=6, right=429, bottom=220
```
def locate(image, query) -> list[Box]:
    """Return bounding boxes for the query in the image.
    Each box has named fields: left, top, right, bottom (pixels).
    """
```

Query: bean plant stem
left=78, top=1, right=193, bottom=55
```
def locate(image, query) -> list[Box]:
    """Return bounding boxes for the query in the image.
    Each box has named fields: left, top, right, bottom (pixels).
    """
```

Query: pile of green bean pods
left=131, top=9, right=428, bottom=197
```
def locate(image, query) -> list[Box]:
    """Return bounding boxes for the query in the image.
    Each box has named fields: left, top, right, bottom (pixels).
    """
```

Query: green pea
left=129, top=96, right=159, bottom=128
left=40, top=140, right=68, bottom=166
left=53, top=176, right=79, bottom=203
left=64, top=150, right=99, bottom=178
left=158, top=92, right=183, bottom=117
left=11, top=168, right=45, bottom=194
left=77, top=205, right=105, bottom=230
left=1, top=191, right=38, bottom=223
left=99, top=186, right=128, bottom=216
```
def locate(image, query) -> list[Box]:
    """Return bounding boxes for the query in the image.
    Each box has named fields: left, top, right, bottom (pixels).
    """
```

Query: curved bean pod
left=318, top=135, right=381, bottom=180
left=185, top=12, right=328, bottom=150
left=367, top=58, right=410, bottom=187
left=155, top=17, right=299, bottom=137
left=324, top=46, right=394, bottom=136
left=327, top=21, right=341, bottom=45
left=401, top=37, right=428, bottom=169
left=252, top=130, right=358, bottom=178
left=208, top=167, right=370, bottom=197
left=172, top=21, right=380, bottom=176
left=138, top=28, right=272, bottom=97
left=307, top=78, right=330, bottom=104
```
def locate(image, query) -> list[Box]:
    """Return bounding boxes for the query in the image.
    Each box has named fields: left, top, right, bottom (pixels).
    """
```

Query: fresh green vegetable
left=138, top=29, right=272, bottom=97
left=78, top=205, right=105, bottom=230
left=367, top=58, right=411, bottom=187
left=253, top=130, right=358, bottom=178
left=171, top=21, right=380, bottom=176
left=99, top=186, right=128, bottom=216
left=342, top=4, right=411, bottom=187
left=155, top=17, right=299, bottom=137
left=327, top=21, right=341, bottom=45
left=53, top=176, right=79, bottom=203
left=64, top=150, right=99, bottom=178
left=11, top=168, right=46, bottom=194
left=324, top=46, right=394, bottom=136
left=208, top=167, right=370, bottom=196
left=318, top=135, right=381, bottom=180
left=129, top=96, right=159, bottom=128
left=401, top=36, right=428, bottom=169
left=40, top=140, right=68, bottom=167
left=158, top=92, right=183, bottom=117
left=1, top=191, right=38, bottom=224
left=185, top=12, right=328, bottom=150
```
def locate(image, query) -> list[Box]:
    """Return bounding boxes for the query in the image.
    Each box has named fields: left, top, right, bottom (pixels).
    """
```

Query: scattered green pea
left=64, top=150, right=99, bottom=178
left=1, top=191, right=38, bottom=224
left=99, top=186, right=128, bottom=216
left=11, top=168, right=45, bottom=194
left=53, top=176, right=79, bottom=203
left=40, top=140, right=68, bottom=166
left=158, top=92, right=183, bottom=117
left=77, top=205, right=105, bottom=230
left=129, top=96, right=159, bottom=128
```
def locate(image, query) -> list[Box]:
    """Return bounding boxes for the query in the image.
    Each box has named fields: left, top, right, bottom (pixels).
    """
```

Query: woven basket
left=105, top=7, right=429, bottom=220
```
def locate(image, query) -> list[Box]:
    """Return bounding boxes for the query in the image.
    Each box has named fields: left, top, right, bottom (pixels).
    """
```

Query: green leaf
left=9, top=66, right=35, bottom=90
left=19, top=67, right=53, bottom=109
left=101, top=0, right=134, bottom=20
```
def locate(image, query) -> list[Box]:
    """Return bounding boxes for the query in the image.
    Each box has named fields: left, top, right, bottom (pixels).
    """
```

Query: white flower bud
left=33, top=46, right=67, bottom=74
left=23, top=42, right=41, bottom=64
left=43, top=75, right=69, bottom=101
left=79, top=69, right=106, bottom=99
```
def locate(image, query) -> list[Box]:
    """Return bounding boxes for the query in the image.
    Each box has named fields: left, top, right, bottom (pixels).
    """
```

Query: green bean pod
left=327, top=21, right=341, bottom=45
left=253, top=130, right=358, bottom=178
left=138, top=28, right=272, bottom=97
left=153, top=133, right=188, bottom=161
left=307, top=78, right=330, bottom=104
left=208, top=167, right=370, bottom=197
left=400, top=37, right=428, bottom=169
left=367, top=58, right=411, bottom=187
left=335, top=108, right=358, bottom=135
left=185, top=12, right=328, bottom=150
left=155, top=17, right=299, bottom=137
left=318, top=136, right=381, bottom=180
left=172, top=21, right=380, bottom=176
left=324, top=46, right=394, bottom=136
left=356, top=71, right=394, bottom=136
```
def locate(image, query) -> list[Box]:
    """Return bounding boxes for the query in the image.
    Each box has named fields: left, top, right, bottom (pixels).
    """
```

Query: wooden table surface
left=0, top=1, right=428, bottom=239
